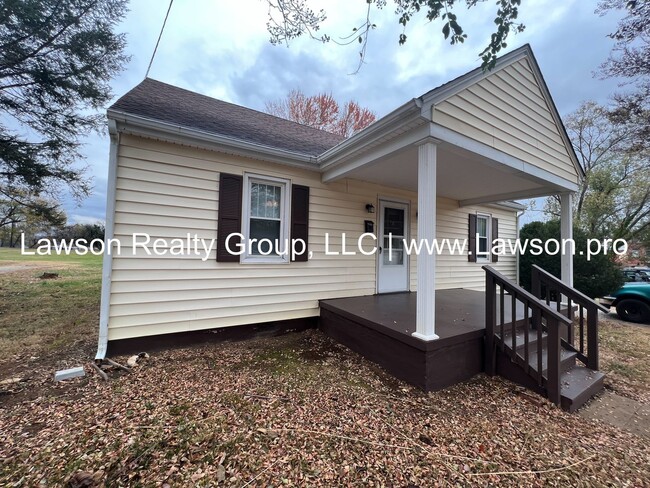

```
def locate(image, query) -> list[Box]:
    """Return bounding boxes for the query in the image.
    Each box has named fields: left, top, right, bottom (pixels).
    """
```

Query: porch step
left=560, top=366, right=605, bottom=413
left=526, top=348, right=577, bottom=376
left=497, top=327, right=547, bottom=355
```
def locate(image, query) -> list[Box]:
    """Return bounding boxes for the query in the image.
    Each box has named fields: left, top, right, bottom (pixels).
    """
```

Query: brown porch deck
left=319, top=289, right=526, bottom=391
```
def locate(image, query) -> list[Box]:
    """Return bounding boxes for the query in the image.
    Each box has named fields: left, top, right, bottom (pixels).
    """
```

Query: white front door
left=377, top=200, right=409, bottom=293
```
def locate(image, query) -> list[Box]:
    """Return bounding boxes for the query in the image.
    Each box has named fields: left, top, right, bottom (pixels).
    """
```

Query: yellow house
left=97, top=45, right=604, bottom=411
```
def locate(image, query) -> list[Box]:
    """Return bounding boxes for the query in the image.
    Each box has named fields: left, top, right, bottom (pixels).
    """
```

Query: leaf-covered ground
left=1, top=331, right=648, bottom=487
left=598, top=317, right=650, bottom=403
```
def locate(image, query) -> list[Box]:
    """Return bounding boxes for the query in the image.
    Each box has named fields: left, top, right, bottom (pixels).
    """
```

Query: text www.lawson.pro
left=21, top=232, right=629, bottom=262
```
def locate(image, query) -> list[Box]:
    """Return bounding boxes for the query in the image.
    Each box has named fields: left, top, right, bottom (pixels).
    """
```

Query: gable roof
left=109, top=78, right=344, bottom=157
left=418, top=44, right=583, bottom=179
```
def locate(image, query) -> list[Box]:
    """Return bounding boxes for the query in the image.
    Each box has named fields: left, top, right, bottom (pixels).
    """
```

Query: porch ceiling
left=343, top=141, right=561, bottom=205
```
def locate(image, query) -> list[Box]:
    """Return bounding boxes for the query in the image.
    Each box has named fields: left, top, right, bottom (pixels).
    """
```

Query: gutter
left=95, top=119, right=119, bottom=361
left=107, top=109, right=319, bottom=169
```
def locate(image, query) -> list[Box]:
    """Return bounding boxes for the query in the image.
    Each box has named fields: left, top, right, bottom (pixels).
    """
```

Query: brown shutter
left=291, top=184, right=310, bottom=262
left=216, top=173, right=243, bottom=262
left=491, top=217, right=499, bottom=263
left=468, top=213, right=477, bottom=263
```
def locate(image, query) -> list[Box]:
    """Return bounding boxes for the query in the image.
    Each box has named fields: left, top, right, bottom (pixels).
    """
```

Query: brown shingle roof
left=109, top=78, right=345, bottom=157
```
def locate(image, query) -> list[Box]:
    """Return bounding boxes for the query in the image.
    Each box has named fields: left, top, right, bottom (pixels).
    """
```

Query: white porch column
left=413, top=139, right=439, bottom=341
left=560, top=192, right=574, bottom=287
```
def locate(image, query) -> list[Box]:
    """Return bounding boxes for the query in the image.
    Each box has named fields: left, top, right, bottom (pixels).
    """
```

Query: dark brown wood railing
left=531, top=265, right=608, bottom=371
left=484, top=265, right=572, bottom=406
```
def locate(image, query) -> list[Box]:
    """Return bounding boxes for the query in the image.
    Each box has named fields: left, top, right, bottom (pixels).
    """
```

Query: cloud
left=57, top=0, right=621, bottom=224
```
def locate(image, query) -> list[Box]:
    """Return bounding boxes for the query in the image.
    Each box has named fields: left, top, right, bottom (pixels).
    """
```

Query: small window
left=242, top=174, right=290, bottom=263
left=476, top=214, right=491, bottom=262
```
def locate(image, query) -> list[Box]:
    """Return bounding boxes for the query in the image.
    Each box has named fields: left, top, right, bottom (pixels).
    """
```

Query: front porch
left=319, top=289, right=526, bottom=392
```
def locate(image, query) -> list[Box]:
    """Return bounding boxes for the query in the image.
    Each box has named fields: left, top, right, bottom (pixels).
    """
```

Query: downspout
left=95, top=119, right=120, bottom=361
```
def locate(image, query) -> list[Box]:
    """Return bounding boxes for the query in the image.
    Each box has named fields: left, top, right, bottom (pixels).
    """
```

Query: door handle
left=379, top=246, right=383, bottom=254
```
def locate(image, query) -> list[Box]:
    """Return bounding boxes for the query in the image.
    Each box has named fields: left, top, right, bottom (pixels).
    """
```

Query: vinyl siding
left=107, top=135, right=518, bottom=340
left=432, top=58, right=579, bottom=185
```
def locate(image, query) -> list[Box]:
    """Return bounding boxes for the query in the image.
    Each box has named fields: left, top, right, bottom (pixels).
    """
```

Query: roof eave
left=107, top=109, right=320, bottom=169
left=318, top=98, right=426, bottom=169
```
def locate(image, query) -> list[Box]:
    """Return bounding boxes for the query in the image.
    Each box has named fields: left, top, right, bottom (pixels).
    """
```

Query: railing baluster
left=524, top=302, right=529, bottom=371
left=534, top=307, right=543, bottom=386
left=547, top=316, right=561, bottom=406
left=587, top=305, right=599, bottom=371
left=579, top=305, right=585, bottom=354
left=499, top=285, right=505, bottom=351
left=510, top=291, right=517, bottom=361
left=567, top=297, right=573, bottom=346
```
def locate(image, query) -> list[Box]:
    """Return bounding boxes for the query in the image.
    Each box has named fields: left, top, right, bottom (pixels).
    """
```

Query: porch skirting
left=319, top=290, right=510, bottom=392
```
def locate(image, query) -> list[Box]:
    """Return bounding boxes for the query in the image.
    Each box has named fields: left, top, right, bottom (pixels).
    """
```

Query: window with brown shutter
left=217, top=172, right=310, bottom=264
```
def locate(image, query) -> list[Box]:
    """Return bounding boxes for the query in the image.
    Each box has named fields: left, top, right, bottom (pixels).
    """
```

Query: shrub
left=519, top=220, right=624, bottom=298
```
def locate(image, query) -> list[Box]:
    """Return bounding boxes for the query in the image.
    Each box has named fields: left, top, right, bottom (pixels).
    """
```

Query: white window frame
left=241, top=173, right=291, bottom=264
left=476, top=213, right=492, bottom=263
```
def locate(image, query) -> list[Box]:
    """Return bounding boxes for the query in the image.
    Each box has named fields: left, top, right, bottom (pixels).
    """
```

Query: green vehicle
left=601, top=277, right=650, bottom=323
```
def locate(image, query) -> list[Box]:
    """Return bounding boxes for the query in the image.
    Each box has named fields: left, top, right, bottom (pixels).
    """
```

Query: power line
left=145, top=0, right=174, bottom=78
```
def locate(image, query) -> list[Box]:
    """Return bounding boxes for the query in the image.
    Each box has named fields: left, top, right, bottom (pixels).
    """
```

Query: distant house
left=97, top=44, right=605, bottom=411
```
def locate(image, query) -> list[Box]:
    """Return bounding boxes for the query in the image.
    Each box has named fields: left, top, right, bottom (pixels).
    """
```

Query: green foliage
left=265, top=0, right=525, bottom=72
left=519, top=220, right=624, bottom=299
left=0, top=0, right=129, bottom=205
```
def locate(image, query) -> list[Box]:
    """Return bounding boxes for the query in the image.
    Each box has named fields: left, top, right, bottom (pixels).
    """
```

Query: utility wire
left=145, top=0, right=174, bottom=78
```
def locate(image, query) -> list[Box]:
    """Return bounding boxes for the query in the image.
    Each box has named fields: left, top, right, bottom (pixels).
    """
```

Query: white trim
left=429, top=123, right=580, bottom=192
left=489, top=201, right=527, bottom=211
left=321, top=124, right=430, bottom=183
left=459, top=188, right=562, bottom=207
left=240, top=173, right=291, bottom=265
left=95, top=120, right=119, bottom=360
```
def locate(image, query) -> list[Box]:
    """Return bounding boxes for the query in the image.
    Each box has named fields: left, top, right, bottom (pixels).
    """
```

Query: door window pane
left=383, top=236, right=404, bottom=265
left=384, top=207, right=405, bottom=236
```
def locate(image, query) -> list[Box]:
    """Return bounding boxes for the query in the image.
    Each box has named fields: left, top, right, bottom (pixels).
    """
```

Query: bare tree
left=545, top=101, right=650, bottom=241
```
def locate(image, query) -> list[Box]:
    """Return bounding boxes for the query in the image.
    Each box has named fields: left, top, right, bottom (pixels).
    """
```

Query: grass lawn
left=0, top=248, right=101, bottom=358
left=0, top=251, right=649, bottom=486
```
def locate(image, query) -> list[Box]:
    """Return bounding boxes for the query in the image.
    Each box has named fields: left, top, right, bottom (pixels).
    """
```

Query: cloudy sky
left=67, top=0, right=624, bottom=224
